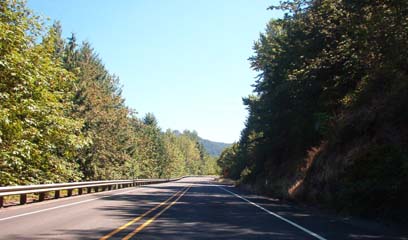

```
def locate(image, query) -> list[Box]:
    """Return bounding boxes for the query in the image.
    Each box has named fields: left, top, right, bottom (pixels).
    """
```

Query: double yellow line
left=100, top=185, right=191, bottom=240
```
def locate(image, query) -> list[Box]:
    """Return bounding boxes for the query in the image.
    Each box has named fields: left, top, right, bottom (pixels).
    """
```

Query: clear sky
left=27, top=0, right=282, bottom=143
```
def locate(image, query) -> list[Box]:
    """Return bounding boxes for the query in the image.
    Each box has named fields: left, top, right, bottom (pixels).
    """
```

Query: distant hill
left=172, top=130, right=231, bottom=157
left=198, top=138, right=231, bottom=157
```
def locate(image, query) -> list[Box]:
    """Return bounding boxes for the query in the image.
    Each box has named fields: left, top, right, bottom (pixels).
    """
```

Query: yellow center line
left=99, top=186, right=187, bottom=240
left=122, top=185, right=191, bottom=240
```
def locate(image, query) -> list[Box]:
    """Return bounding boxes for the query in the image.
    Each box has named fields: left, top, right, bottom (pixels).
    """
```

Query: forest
left=218, top=0, right=408, bottom=222
left=2, top=0, right=408, bottom=223
left=0, top=1, right=218, bottom=186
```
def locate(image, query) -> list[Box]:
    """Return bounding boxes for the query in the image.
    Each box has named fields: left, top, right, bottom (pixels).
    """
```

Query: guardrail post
left=55, top=190, right=60, bottom=199
left=0, top=178, right=179, bottom=207
left=39, top=192, right=45, bottom=201
left=20, top=194, right=27, bottom=205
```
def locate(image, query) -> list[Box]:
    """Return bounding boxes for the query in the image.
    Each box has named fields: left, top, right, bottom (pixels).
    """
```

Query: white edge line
left=0, top=186, right=152, bottom=222
left=217, top=185, right=327, bottom=240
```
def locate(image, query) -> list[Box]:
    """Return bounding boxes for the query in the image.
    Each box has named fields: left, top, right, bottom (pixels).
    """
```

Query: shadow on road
left=7, top=179, right=406, bottom=240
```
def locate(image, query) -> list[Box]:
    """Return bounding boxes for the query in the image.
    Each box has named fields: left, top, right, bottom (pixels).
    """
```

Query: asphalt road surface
left=0, top=177, right=406, bottom=239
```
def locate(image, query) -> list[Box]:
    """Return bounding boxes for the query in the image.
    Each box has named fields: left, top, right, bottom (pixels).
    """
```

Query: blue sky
left=27, top=0, right=282, bottom=143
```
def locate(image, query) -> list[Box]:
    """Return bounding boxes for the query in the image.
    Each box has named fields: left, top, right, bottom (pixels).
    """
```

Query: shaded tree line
left=218, top=0, right=408, bottom=221
left=0, top=1, right=218, bottom=186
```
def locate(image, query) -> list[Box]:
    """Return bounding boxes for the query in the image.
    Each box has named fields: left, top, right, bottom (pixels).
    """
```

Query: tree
left=0, top=1, right=87, bottom=185
left=143, top=112, right=158, bottom=127
left=219, top=0, right=408, bottom=220
left=64, top=40, right=133, bottom=180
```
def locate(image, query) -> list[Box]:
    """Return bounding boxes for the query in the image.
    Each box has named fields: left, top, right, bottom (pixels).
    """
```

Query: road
left=0, top=177, right=406, bottom=239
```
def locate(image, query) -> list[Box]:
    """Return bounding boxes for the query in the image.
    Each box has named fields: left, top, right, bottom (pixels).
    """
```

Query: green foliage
left=132, top=114, right=165, bottom=178
left=336, top=144, right=408, bottom=221
left=143, top=113, right=158, bottom=127
left=0, top=1, right=87, bottom=185
left=220, top=0, right=408, bottom=221
left=217, top=143, right=240, bottom=178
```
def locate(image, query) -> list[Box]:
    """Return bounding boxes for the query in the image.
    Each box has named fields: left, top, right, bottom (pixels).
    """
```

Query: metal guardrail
left=0, top=177, right=184, bottom=208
